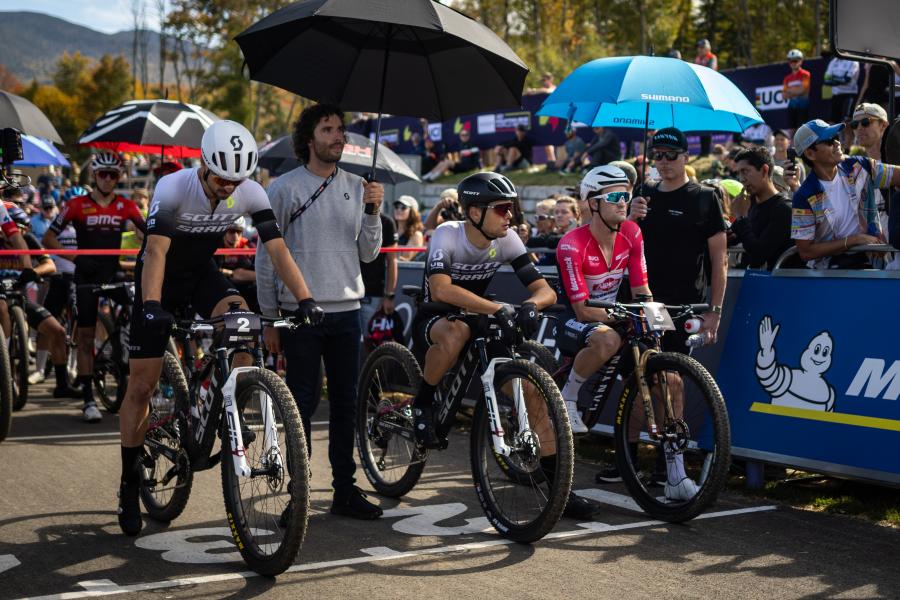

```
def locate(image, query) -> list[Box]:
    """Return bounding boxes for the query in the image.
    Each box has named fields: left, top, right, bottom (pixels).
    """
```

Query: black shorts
left=74, top=259, right=120, bottom=328
left=24, top=299, right=52, bottom=329
left=44, top=273, right=74, bottom=320
left=129, top=259, right=240, bottom=360
left=411, top=309, right=448, bottom=364
left=830, top=93, right=857, bottom=124
left=557, top=318, right=629, bottom=357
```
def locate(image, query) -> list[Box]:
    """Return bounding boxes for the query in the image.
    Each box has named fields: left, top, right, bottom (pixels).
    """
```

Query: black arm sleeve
left=511, top=253, right=543, bottom=287
left=251, top=209, right=282, bottom=243
left=890, top=191, right=900, bottom=249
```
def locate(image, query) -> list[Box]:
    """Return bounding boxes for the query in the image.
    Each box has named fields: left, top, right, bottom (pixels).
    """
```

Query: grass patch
left=428, top=155, right=722, bottom=188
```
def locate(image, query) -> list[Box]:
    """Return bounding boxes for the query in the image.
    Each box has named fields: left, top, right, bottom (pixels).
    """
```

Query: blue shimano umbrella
left=538, top=55, right=763, bottom=133
left=15, top=135, right=70, bottom=168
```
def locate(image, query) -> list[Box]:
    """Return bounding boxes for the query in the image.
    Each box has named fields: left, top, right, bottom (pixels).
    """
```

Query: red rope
left=0, top=247, right=427, bottom=256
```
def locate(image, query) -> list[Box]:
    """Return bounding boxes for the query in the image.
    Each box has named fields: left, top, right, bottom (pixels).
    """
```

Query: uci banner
left=718, top=271, right=900, bottom=483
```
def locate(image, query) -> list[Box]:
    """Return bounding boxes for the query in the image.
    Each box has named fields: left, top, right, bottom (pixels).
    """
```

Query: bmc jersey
left=49, top=194, right=145, bottom=249
left=424, top=221, right=539, bottom=302
left=783, top=69, right=811, bottom=105
left=556, top=221, right=648, bottom=304
left=143, top=168, right=281, bottom=278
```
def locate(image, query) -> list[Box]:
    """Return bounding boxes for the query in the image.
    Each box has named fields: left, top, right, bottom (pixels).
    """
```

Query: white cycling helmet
left=787, top=49, right=803, bottom=61
left=201, top=120, right=258, bottom=180
left=91, top=151, right=125, bottom=173
left=580, top=165, right=630, bottom=202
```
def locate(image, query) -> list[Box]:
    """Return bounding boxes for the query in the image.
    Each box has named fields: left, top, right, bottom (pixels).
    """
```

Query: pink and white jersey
left=556, top=220, right=648, bottom=304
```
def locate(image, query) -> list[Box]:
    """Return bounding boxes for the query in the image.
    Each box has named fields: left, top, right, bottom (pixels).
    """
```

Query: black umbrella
left=236, top=0, right=528, bottom=177
left=0, top=90, right=63, bottom=144
left=78, top=99, right=220, bottom=158
left=259, top=131, right=420, bottom=183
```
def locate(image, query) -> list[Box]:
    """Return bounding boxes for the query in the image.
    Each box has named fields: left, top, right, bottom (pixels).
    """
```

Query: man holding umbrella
left=258, top=104, right=385, bottom=520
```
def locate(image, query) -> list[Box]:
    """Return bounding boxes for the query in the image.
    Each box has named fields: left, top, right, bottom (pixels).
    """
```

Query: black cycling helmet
left=457, top=172, right=518, bottom=240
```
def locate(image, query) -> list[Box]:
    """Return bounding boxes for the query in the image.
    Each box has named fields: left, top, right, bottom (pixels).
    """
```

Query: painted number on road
left=382, top=502, right=492, bottom=536
left=135, top=527, right=272, bottom=564
left=0, top=554, right=20, bottom=574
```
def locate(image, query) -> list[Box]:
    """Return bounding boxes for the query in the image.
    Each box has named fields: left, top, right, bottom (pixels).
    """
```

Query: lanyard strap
left=289, top=167, right=338, bottom=224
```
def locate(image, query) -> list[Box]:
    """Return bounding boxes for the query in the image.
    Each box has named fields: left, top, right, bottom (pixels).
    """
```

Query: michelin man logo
left=756, top=315, right=835, bottom=412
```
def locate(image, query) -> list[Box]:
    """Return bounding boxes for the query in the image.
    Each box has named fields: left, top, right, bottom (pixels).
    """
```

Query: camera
left=1, top=128, right=24, bottom=167
left=439, top=202, right=463, bottom=222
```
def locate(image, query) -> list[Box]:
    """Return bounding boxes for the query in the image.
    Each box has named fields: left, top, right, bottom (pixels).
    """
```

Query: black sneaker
left=594, top=464, right=623, bottom=484
left=413, top=406, right=441, bottom=449
left=563, top=492, right=602, bottom=520
left=117, top=481, right=143, bottom=536
left=330, top=487, right=383, bottom=520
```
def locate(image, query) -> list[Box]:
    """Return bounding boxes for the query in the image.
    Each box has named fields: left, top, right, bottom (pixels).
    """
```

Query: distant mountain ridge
left=0, top=11, right=175, bottom=85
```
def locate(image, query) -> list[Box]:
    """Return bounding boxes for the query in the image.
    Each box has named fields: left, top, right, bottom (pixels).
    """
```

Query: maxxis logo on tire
left=227, top=511, right=244, bottom=550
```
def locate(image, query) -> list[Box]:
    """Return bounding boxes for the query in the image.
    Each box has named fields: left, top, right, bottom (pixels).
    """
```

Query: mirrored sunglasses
left=588, top=190, right=632, bottom=204
left=651, top=150, right=683, bottom=161
left=485, top=202, right=514, bottom=216
left=96, top=170, right=120, bottom=180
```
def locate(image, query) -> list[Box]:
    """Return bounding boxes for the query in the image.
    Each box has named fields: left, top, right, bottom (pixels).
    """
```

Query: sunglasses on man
left=651, top=150, right=683, bottom=162
left=812, top=137, right=841, bottom=150
left=96, top=170, right=120, bottom=180
left=211, top=175, right=245, bottom=188
left=484, top=202, right=514, bottom=216
left=587, top=190, right=632, bottom=204
left=850, top=118, right=876, bottom=130
left=535, top=214, right=552, bottom=221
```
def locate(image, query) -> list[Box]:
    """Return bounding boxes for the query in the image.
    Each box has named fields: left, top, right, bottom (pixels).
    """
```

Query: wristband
left=710, top=304, right=723, bottom=314
left=364, top=203, right=380, bottom=215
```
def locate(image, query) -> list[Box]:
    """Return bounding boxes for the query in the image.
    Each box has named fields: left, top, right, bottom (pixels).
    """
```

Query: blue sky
left=3, top=1, right=162, bottom=34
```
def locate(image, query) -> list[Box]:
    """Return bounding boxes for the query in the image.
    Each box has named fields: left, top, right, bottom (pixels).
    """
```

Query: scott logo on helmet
left=230, top=135, right=243, bottom=151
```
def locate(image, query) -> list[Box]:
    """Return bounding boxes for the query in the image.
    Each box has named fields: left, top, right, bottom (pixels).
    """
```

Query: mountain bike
left=0, top=327, right=13, bottom=442
left=356, top=286, right=573, bottom=543
left=91, top=282, right=133, bottom=414
left=554, top=299, right=731, bottom=523
left=140, top=307, right=309, bottom=576
left=0, top=278, right=30, bottom=411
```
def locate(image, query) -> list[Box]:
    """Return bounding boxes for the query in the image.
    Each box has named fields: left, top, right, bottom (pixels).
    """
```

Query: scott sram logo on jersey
left=449, top=261, right=502, bottom=281
left=176, top=213, right=242, bottom=233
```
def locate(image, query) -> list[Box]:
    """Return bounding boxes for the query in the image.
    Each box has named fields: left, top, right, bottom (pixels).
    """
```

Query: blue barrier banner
left=718, top=271, right=900, bottom=481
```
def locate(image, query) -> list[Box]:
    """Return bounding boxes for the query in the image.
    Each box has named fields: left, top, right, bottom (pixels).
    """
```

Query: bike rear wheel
left=141, top=351, right=194, bottom=522
left=0, top=329, right=13, bottom=442
left=94, top=312, right=128, bottom=414
left=220, top=368, right=309, bottom=576
left=614, top=351, right=731, bottom=523
left=470, top=359, right=573, bottom=543
left=10, top=306, right=29, bottom=411
left=356, top=342, right=426, bottom=498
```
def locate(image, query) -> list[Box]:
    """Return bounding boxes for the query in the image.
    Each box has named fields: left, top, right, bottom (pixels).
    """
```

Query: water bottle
left=684, top=318, right=703, bottom=334
left=151, top=383, right=175, bottom=419
left=686, top=333, right=706, bottom=348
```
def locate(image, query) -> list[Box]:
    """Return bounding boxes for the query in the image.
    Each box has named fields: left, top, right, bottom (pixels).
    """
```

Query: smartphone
left=787, top=148, right=798, bottom=163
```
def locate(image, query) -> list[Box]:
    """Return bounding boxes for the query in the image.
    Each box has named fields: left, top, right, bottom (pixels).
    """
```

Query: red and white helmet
left=91, top=151, right=125, bottom=174
left=201, top=120, right=258, bottom=180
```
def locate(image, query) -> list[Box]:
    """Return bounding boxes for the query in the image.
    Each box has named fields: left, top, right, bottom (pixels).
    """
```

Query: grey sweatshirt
left=256, top=166, right=382, bottom=316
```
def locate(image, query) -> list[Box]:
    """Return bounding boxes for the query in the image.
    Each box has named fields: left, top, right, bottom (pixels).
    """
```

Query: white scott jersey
left=423, top=221, right=538, bottom=302
left=143, top=167, right=281, bottom=276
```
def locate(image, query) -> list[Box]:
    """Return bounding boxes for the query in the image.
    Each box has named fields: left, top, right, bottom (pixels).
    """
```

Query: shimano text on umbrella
left=640, top=93, right=690, bottom=103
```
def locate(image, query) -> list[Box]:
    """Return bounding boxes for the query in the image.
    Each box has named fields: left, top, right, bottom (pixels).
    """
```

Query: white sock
left=35, top=350, right=49, bottom=373
left=665, top=446, right=688, bottom=484
left=561, top=369, right=587, bottom=403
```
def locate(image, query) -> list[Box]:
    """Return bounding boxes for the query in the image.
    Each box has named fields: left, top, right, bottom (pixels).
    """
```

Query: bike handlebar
left=585, top=299, right=710, bottom=315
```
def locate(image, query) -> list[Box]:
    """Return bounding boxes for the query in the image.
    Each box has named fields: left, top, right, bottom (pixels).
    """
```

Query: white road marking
left=7, top=422, right=330, bottom=442
left=0, top=554, right=20, bottom=574
left=575, top=488, right=644, bottom=512
left=381, top=502, right=493, bottom=536
left=16, top=504, right=776, bottom=600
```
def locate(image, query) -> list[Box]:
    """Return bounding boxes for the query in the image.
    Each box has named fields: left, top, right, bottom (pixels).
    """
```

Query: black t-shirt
left=506, top=136, right=534, bottom=163
left=732, top=193, right=793, bottom=270
left=360, top=214, right=398, bottom=297
left=456, top=141, right=481, bottom=171
left=639, top=181, right=726, bottom=304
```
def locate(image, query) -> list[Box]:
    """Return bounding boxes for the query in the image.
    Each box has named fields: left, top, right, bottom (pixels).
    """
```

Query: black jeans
left=281, top=309, right=361, bottom=497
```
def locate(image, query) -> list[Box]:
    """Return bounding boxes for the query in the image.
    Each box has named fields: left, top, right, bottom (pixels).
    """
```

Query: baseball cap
left=41, top=198, right=56, bottom=209
left=852, top=103, right=888, bottom=122
left=793, top=119, right=844, bottom=155
left=395, top=195, right=418, bottom=209
left=697, top=38, right=710, bottom=47
left=650, top=127, right=688, bottom=152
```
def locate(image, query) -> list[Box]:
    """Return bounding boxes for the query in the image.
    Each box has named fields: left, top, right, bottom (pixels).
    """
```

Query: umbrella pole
left=369, top=24, right=393, bottom=182
left=639, top=102, right=649, bottom=198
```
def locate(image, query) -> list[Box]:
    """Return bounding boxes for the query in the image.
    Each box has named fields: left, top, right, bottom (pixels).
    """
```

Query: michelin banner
left=718, top=271, right=900, bottom=482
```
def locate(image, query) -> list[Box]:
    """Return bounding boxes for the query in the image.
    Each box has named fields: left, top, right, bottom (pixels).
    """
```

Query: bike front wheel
left=356, top=342, right=426, bottom=498
left=220, top=368, right=309, bottom=576
left=0, top=329, right=13, bottom=442
left=470, top=359, right=573, bottom=543
left=94, top=312, right=127, bottom=414
left=10, top=306, right=29, bottom=411
left=141, top=351, right=193, bottom=522
left=614, top=351, right=731, bottom=523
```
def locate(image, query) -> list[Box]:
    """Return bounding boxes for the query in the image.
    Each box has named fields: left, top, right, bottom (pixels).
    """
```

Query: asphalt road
left=1, top=383, right=899, bottom=600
